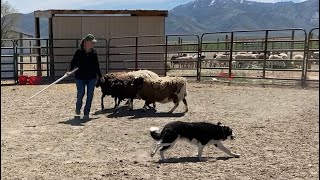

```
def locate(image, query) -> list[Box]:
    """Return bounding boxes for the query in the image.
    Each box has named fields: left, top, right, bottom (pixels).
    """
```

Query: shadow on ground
left=94, top=106, right=186, bottom=119
left=154, top=156, right=235, bottom=164
left=93, top=108, right=115, bottom=115
left=58, top=116, right=99, bottom=126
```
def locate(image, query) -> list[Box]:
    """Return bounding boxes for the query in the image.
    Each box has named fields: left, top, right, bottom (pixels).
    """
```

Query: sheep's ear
left=111, top=80, right=116, bottom=87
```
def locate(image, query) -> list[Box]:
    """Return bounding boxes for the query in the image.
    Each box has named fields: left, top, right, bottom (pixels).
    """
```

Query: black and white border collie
left=149, top=121, right=240, bottom=161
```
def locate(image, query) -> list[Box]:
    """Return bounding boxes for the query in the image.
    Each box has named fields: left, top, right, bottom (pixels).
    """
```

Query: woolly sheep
left=292, top=54, right=304, bottom=68
left=267, top=55, right=286, bottom=69
left=96, top=70, right=159, bottom=111
left=136, top=76, right=188, bottom=113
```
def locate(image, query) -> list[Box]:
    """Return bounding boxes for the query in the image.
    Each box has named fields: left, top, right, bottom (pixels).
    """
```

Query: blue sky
left=8, top=0, right=306, bottom=14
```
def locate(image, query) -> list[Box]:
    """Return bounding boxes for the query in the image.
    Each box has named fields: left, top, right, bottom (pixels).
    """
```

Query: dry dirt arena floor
left=1, top=82, right=319, bottom=180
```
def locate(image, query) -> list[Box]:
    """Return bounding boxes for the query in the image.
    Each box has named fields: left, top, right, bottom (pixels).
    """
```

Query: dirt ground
left=1, top=82, right=319, bottom=180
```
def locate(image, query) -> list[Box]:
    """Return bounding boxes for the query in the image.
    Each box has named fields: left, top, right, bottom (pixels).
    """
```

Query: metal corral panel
left=137, top=16, right=165, bottom=75
left=1, top=39, right=15, bottom=79
left=1, top=58, right=15, bottom=79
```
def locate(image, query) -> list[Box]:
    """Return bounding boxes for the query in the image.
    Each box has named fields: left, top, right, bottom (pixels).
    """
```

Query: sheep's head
left=95, top=77, right=105, bottom=87
left=133, top=77, right=144, bottom=89
left=110, top=79, right=122, bottom=88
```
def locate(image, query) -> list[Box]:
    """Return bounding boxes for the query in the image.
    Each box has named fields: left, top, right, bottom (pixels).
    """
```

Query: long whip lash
left=28, top=68, right=79, bottom=100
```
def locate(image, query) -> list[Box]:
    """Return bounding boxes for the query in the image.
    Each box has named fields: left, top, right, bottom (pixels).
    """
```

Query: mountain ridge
left=10, top=0, right=320, bottom=37
left=166, top=0, right=319, bottom=34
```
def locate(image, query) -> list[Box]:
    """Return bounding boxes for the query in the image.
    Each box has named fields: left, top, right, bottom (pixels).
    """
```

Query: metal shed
left=34, top=10, right=168, bottom=77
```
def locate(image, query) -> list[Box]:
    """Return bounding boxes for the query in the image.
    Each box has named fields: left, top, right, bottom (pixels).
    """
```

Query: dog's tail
left=149, top=127, right=161, bottom=141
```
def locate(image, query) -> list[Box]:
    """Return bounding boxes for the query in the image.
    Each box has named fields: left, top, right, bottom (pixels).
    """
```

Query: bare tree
left=1, top=1, right=20, bottom=46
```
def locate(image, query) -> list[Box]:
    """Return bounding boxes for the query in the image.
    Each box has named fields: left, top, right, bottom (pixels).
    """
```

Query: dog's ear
left=217, top=122, right=223, bottom=126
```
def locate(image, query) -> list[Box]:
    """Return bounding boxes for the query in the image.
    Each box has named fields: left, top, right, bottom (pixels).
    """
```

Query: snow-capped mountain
left=166, top=0, right=319, bottom=34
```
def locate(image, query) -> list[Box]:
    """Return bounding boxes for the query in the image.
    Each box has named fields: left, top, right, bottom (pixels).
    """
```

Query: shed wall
left=52, top=15, right=165, bottom=76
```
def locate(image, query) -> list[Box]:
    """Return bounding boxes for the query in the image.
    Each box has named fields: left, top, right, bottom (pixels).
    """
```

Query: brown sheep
left=136, top=76, right=188, bottom=113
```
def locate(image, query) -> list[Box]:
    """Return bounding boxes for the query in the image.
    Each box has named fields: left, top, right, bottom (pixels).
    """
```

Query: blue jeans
left=75, top=78, right=96, bottom=115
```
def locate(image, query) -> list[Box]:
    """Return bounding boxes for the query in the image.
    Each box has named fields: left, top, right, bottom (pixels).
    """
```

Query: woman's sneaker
left=83, top=115, right=90, bottom=121
left=75, top=110, right=80, bottom=115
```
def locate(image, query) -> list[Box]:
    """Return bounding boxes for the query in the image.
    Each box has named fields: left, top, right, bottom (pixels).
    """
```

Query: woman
left=67, top=34, right=104, bottom=120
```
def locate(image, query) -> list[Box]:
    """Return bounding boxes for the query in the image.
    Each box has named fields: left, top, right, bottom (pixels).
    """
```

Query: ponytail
left=80, top=38, right=85, bottom=49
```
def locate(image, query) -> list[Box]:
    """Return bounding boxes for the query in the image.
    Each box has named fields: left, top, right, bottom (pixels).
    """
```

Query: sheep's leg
left=146, top=103, right=153, bottom=109
left=197, top=144, right=205, bottom=161
left=168, top=102, right=179, bottom=113
left=125, top=99, right=130, bottom=106
left=143, top=100, right=153, bottom=110
left=114, top=98, right=121, bottom=112
left=182, top=98, right=188, bottom=113
left=101, top=94, right=106, bottom=110
left=128, top=99, right=134, bottom=110
left=146, top=102, right=156, bottom=111
left=142, top=101, right=148, bottom=112
left=113, top=97, right=118, bottom=109
left=130, top=99, right=134, bottom=110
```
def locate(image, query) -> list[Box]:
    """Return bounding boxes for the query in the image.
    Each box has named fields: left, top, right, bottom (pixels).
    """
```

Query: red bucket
left=29, top=76, right=42, bottom=85
left=18, top=75, right=28, bottom=85
left=218, top=72, right=235, bottom=80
